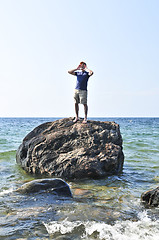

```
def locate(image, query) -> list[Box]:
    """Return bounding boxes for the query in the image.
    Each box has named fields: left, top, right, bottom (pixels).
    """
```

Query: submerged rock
left=16, top=117, right=124, bottom=180
left=17, top=178, right=72, bottom=197
left=141, top=186, right=159, bottom=207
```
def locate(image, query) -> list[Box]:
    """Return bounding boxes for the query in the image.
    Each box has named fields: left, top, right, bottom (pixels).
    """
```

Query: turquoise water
left=0, top=117, right=159, bottom=239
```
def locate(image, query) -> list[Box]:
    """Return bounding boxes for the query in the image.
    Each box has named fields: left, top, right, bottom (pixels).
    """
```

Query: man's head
left=80, top=62, right=87, bottom=70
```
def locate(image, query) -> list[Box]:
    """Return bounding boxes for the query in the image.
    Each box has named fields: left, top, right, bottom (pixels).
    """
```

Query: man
left=68, top=62, right=93, bottom=124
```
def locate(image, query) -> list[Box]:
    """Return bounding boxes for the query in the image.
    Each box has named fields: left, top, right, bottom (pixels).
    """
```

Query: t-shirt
left=75, top=71, right=90, bottom=91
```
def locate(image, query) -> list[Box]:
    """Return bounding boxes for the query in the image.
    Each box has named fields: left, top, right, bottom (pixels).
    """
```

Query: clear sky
left=0, top=0, right=159, bottom=117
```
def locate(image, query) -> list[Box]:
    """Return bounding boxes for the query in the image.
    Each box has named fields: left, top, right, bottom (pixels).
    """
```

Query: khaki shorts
left=74, top=89, right=87, bottom=104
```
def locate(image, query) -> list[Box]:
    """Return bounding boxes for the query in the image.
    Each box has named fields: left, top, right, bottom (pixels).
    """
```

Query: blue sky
left=0, top=0, right=159, bottom=117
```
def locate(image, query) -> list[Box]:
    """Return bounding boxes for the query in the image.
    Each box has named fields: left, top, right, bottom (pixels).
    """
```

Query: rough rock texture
left=16, top=117, right=124, bottom=180
left=141, top=186, right=159, bottom=207
left=16, top=178, right=72, bottom=197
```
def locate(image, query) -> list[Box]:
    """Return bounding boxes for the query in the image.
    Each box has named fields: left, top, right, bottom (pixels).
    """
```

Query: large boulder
left=16, top=117, right=124, bottom=180
left=141, top=186, right=159, bottom=207
left=16, top=178, right=72, bottom=197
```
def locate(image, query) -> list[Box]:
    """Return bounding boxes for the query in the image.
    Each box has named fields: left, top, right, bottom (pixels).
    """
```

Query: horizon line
left=0, top=116, right=159, bottom=119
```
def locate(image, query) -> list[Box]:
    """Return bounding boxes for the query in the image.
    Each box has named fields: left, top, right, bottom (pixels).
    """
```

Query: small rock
left=141, top=186, right=159, bottom=207
left=16, top=178, right=72, bottom=197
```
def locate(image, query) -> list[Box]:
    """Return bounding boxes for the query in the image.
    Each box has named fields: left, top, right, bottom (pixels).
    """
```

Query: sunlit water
left=0, top=117, right=159, bottom=240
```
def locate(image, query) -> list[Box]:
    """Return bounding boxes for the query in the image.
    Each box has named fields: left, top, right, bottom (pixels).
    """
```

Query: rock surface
left=141, top=186, right=159, bottom=207
left=16, top=117, right=124, bottom=180
left=17, top=178, right=72, bottom=197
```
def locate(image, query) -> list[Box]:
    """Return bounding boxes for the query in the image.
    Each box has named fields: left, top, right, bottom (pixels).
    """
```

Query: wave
left=0, top=187, right=14, bottom=196
left=43, top=211, right=159, bottom=240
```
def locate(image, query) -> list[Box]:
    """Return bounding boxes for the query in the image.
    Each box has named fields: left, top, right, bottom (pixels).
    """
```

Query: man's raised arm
left=68, top=68, right=78, bottom=76
left=86, top=68, right=94, bottom=76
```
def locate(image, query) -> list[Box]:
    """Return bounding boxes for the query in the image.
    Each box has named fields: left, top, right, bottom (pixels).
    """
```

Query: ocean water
left=0, top=117, right=159, bottom=240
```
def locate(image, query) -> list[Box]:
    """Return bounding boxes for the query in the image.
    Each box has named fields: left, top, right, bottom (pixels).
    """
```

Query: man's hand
left=77, top=64, right=82, bottom=70
left=85, top=68, right=94, bottom=76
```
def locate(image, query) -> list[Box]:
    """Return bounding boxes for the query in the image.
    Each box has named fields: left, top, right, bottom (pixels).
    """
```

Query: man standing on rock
left=68, top=62, right=93, bottom=124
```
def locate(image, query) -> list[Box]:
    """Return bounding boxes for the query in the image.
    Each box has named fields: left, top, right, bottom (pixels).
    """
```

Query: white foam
left=0, top=187, right=14, bottom=196
left=43, top=218, right=82, bottom=235
left=43, top=211, right=159, bottom=240
left=84, top=211, right=159, bottom=240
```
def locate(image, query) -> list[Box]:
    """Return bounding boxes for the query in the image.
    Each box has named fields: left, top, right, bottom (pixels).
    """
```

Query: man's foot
left=82, top=119, right=87, bottom=124
left=73, top=118, right=78, bottom=123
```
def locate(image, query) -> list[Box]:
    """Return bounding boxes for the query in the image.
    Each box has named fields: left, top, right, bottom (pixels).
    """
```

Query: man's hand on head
left=77, top=64, right=81, bottom=70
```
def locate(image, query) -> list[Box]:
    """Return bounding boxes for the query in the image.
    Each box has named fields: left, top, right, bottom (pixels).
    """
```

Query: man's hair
left=80, top=61, right=86, bottom=66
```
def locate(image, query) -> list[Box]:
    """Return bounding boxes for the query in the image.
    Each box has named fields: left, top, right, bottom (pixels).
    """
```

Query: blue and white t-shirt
left=75, top=71, right=90, bottom=91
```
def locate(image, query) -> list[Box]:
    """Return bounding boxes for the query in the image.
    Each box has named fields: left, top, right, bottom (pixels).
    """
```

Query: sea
left=0, top=117, right=159, bottom=240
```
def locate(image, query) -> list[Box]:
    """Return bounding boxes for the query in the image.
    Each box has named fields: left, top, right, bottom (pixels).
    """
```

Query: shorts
left=74, top=89, right=87, bottom=104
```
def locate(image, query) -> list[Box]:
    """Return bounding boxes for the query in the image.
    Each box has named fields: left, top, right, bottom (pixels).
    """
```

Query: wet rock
left=16, top=117, right=124, bottom=180
left=17, top=178, right=72, bottom=197
left=141, top=186, right=159, bottom=207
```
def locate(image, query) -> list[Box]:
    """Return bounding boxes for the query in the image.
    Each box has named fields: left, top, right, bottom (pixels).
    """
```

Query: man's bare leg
left=83, top=104, right=88, bottom=123
left=73, top=103, right=79, bottom=122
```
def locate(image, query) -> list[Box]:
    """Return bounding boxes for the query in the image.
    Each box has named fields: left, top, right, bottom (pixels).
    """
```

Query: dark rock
left=141, top=186, right=159, bottom=207
left=16, top=178, right=72, bottom=197
left=16, top=117, right=124, bottom=180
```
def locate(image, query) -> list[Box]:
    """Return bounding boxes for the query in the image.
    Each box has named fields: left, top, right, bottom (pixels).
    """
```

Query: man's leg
left=83, top=104, right=88, bottom=123
left=73, top=90, right=79, bottom=123
left=73, top=103, right=79, bottom=122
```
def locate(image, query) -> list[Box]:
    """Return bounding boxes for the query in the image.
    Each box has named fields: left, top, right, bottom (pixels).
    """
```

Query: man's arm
left=86, top=68, right=94, bottom=76
left=68, top=68, right=78, bottom=76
